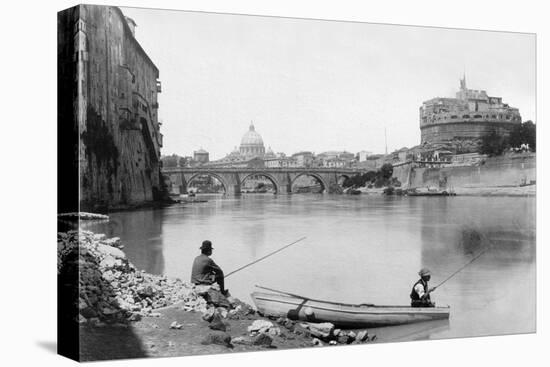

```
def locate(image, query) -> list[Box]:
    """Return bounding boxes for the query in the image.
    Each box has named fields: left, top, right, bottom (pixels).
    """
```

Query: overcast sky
left=122, top=7, right=535, bottom=160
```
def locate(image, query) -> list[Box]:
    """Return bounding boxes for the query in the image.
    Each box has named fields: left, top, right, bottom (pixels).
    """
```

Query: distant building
left=317, top=151, right=355, bottom=166
left=161, top=154, right=183, bottom=168
left=205, top=157, right=264, bottom=169
left=357, top=150, right=372, bottom=162
left=291, top=151, right=314, bottom=167
left=193, top=148, right=209, bottom=164
left=420, top=75, right=521, bottom=151
left=391, top=147, right=409, bottom=162
left=323, top=157, right=347, bottom=168
left=264, top=157, right=298, bottom=168
left=264, top=147, right=276, bottom=159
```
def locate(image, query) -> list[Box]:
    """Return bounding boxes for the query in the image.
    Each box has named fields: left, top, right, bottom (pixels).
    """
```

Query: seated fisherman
left=410, top=268, right=436, bottom=307
left=191, top=240, right=227, bottom=295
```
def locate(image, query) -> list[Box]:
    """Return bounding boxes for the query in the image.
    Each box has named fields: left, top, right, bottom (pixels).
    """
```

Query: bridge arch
left=163, top=173, right=181, bottom=195
left=240, top=172, right=280, bottom=194
left=290, top=172, right=329, bottom=193
left=185, top=172, right=229, bottom=194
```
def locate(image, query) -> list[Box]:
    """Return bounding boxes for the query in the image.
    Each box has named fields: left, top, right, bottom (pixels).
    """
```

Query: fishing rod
left=225, top=236, right=307, bottom=278
left=433, top=246, right=491, bottom=290
left=255, top=285, right=374, bottom=307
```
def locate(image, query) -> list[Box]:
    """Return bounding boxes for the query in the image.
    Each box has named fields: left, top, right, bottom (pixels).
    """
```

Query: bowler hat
left=200, top=240, right=213, bottom=250
left=418, top=268, right=431, bottom=276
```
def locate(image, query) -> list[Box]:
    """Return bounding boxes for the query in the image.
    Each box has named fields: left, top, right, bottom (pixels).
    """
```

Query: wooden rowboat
left=251, top=291, right=450, bottom=328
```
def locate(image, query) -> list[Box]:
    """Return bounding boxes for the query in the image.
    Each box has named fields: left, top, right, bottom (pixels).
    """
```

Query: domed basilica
left=239, top=123, right=265, bottom=159
left=206, top=122, right=273, bottom=167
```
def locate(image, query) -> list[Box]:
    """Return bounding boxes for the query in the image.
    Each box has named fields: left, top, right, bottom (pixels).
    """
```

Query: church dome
left=240, top=123, right=264, bottom=146
left=265, top=146, right=276, bottom=158
left=239, top=123, right=265, bottom=158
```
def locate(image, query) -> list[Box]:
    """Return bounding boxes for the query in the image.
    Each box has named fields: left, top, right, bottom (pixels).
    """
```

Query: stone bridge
left=162, top=167, right=367, bottom=195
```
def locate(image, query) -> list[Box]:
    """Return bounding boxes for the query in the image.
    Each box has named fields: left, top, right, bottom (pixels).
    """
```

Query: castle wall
left=393, top=154, right=535, bottom=189
left=59, top=5, right=163, bottom=211
left=421, top=121, right=516, bottom=145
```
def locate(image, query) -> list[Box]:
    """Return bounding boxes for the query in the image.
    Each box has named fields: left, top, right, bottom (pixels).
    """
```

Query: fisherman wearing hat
left=410, top=267, right=436, bottom=307
left=191, top=240, right=227, bottom=295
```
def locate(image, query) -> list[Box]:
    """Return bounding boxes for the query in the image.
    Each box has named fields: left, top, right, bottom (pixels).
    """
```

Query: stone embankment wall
left=393, top=154, right=535, bottom=189
left=59, top=5, right=163, bottom=211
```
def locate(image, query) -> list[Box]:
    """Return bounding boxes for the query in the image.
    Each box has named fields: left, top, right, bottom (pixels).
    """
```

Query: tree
left=479, top=129, right=506, bottom=156
left=508, top=120, right=536, bottom=151
left=342, top=170, right=378, bottom=188
left=364, top=171, right=377, bottom=183
left=379, top=163, right=394, bottom=180
left=161, top=154, right=180, bottom=167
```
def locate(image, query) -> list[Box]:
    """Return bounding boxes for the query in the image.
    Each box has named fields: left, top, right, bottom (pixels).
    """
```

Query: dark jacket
left=410, top=278, right=431, bottom=302
left=191, top=254, right=224, bottom=284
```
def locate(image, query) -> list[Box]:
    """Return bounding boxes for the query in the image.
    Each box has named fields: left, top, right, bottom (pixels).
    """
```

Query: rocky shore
left=58, top=229, right=376, bottom=360
left=353, top=184, right=535, bottom=197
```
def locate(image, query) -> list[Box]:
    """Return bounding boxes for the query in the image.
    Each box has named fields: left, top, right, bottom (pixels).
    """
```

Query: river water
left=86, top=194, right=535, bottom=342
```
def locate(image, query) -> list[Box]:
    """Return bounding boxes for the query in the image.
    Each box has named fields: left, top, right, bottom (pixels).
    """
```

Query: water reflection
left=370, top=319, right=451, bottom=342
left=86, top=209, right=165, bottom=275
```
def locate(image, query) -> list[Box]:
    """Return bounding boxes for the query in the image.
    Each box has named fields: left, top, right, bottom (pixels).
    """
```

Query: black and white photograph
left=50, top=1, right=541, bottom=364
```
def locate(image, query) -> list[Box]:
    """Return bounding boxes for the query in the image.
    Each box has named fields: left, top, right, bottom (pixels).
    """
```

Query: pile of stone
left=199, top=294, right=259, bottom=348
left=271, top=317, right=375, bottom=346
left=58, top=230, right=208, bottom=324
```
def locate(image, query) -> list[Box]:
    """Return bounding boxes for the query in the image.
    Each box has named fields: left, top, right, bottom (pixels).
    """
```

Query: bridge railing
left=161, top=167, right=367, bottom=173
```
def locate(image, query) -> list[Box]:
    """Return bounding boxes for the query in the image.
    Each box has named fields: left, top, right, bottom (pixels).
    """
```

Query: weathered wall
left=60, top=5, right=163, bottom=211
left=58, top=6, right=81, bottom=213
left=420, top=121, right=515, bottom=147
left=393, top=154, right=536, bottom=189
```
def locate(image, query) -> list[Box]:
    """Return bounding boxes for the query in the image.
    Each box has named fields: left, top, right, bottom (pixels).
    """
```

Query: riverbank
left=59, top=229, right=375, bottom=361
left=453, top=184, right=536, bottom=197
left=353, top=184, right=535, bottom=197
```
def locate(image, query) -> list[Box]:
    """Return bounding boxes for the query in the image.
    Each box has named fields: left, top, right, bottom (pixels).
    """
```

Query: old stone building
left=193, top=149, right=209, bottom=164
left=58, top=5, right=163, bottom=211
left=420, top=76, right=521, bottom=152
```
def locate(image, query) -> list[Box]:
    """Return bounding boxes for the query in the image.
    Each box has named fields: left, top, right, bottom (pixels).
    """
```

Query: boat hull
left=251, top=292, right=450, bottom=328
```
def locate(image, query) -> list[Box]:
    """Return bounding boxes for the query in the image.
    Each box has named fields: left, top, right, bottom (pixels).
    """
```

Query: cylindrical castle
left=419, top=76, right=521, bottom=149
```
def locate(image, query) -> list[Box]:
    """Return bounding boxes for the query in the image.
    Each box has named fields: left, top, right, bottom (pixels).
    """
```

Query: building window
left=462, top=114, right=470, bottom=118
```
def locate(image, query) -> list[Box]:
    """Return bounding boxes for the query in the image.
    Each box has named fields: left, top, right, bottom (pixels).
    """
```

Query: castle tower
left=460, top=73, right=467, bottom=90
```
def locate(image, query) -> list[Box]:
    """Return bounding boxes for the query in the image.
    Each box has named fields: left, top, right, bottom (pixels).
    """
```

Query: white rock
left=99, top=256, right=118, bottom=269
left=169, top=321, right=183, bottom=329
left=97, top=244, right=126, bottom=259
left=312, top=338, right=324, bottom=346
left=248, top=320, right=274, bottom=333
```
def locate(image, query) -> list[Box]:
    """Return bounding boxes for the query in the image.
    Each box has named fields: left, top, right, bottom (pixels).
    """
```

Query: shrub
left=508, top=120, right=536, bottom=151
left=479, top=129, right=506, bottom=156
